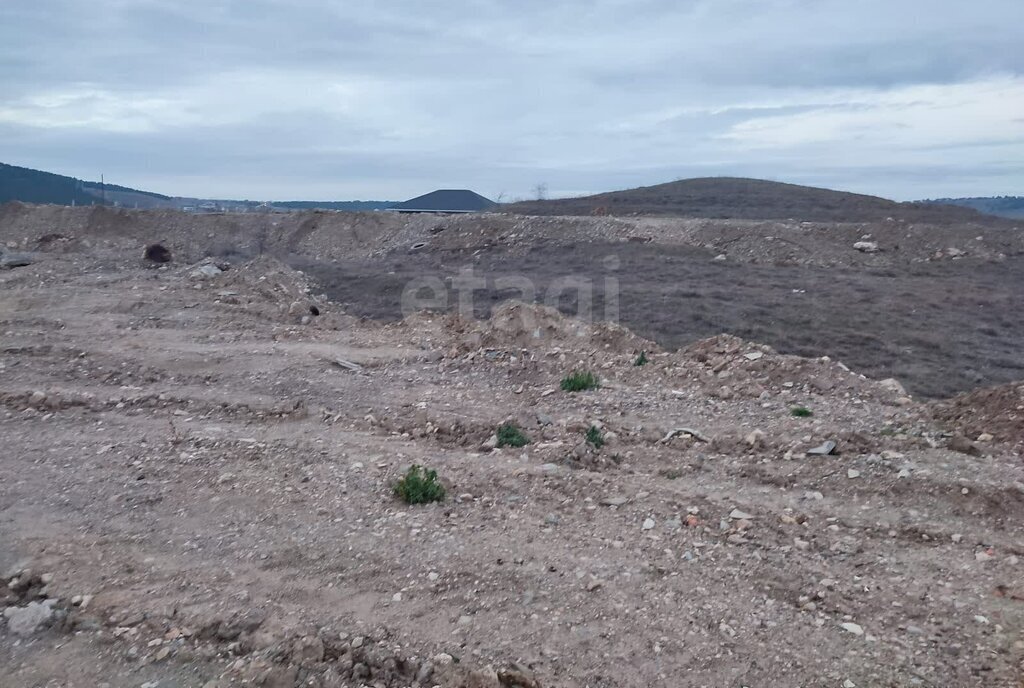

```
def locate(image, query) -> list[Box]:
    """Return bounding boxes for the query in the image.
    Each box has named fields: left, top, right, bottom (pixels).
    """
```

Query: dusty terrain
left=1, top=205, right=1023, bottom=687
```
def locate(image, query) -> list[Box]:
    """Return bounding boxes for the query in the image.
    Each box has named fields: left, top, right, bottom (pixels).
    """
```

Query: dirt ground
left=294, top=242, right=1024, bottom=399
left=1, top=206, right=1023, bottom=687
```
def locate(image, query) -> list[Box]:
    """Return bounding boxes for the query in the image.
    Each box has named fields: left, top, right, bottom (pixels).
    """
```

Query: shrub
left=634, top=350, right=649, bottom=367
left=496, top=422, right=529, bottom=448
left=790, top=406, right=814, bottom=418
left=394, top=465, right=445, bottom=505
left=585, top=425, right=604, bottom=449
left=561, top=370, right=600, bottom=392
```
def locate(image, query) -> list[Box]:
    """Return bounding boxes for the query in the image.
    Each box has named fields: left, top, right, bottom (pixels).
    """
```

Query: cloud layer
left=2, top=0, right=1021, bottom=201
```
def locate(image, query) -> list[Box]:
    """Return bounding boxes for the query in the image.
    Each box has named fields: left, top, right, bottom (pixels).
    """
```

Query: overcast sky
left=2, top=0, right=1022, bottom=201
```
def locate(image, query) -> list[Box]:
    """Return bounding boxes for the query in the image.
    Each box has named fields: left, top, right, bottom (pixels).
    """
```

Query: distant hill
left=1, top=162, right=104, bottom=206
left=921, top=196, right=1024, bottom=220
left=273, top=200, right=395, bottom=211
left=505, top=177, right=1002, bottom=224
left=0, top=162, right=394, bottom=212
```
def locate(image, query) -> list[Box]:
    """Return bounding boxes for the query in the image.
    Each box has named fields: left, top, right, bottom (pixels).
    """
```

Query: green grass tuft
left=496, top=422, right=529, bottom=448
left=790, top=406, right=814, bottom=417
left=634, top=350, right=649, bottom=366
left=585, top=425, right=605, bottom=449
left=394, top=465, right=445, bottom=505
left=561, top=370, right=600, bottom=392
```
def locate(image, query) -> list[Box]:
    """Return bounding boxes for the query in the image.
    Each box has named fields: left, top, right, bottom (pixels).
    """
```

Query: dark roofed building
left=390, top=189, right=496, bottom=213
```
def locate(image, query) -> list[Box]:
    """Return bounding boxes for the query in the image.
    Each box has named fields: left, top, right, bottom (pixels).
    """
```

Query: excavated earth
left=0, top=205, right=1022, bottom=687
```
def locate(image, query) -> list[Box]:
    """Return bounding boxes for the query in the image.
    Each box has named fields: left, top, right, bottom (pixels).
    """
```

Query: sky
left=1, top=0, right=1022, bottom=202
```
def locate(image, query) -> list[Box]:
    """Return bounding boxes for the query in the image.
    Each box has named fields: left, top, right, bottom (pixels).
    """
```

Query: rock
left=847, top=469, right=861, bottom=479
left=729, top=509, right=754, bottom=520
left=191, top=263, right=223, bottom=278
left=0, top=250, right=36, bottom=269
left=977, top=432, right=994, bottom=443
left=840, top=622, right=864, bottom=636
left=144, top=243, right=172, bottom=264
left=599, top=496, right=629, bottom=507
left=853, top=241, right=879, bottom=253
left=3, top=600, right=56, bottom=636
left=498, top=664, right=541, bottom=688
left=743, top=351, right=764, bottom=361
left=878, top=378, right=907, bottom=396
left=948, top=434, right=981, bottom=456
left=416, top=661, right=434, bottom=684
left=642, top=518, right=656, bottom=531
left=806, top=440, right=837, bottom=456
left=481, top=434, right=499, bottom=451
left=744, top=429, right=766, bottom=448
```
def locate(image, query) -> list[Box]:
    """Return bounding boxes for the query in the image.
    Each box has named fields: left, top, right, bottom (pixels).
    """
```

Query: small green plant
left=393, top=465, right=445, bottom=505
left=790, top=406, right=814, bottom=418
left=496, top=422, right=529, bottom=448
left=560, top=370, right=600, bottom=392
left=585, top=425, right=604, bottom=449
left=634, top=350, right=649, bottom=367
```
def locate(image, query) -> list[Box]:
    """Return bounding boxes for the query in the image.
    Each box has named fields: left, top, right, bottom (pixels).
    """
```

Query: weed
left=561, top=370, right=600, bottom=392
left=658, top=468, right=684, bottom=480
left=496, top=422, right=529, bottom=448
left=634, top=350, right=649, bottom=366
left=790, top=406, right=814, bottom=418
left=393, top=465, right=445, bottom=504
left=585, top=425, right=604, bottom=449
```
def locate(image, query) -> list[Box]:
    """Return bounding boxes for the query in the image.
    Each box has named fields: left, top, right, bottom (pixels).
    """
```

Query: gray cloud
left=2, top=0, right=1022, bottom=201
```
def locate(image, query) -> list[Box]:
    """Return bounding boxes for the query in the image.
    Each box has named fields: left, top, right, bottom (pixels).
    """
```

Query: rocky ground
left=1, top=208, right=1023, bottom=687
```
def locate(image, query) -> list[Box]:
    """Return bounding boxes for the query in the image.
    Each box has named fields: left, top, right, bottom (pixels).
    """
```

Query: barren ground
left=1, top=206, right=1023, bottom=687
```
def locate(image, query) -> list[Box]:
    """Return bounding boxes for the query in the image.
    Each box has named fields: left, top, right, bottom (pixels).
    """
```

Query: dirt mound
left=443, top=301, right=656, bottom=354
left=932, top=381, right=1024, bottom=446
left=675, top=334, right=911, bottom=403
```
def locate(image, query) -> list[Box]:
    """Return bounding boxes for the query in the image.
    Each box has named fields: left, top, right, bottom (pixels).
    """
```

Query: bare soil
left=1, top=206, right=1023, bottom=687
left=295, top=243, right=1024, bottom=399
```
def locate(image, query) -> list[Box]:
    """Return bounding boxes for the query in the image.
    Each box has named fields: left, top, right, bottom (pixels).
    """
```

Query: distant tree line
left=924, top=196, right=1024, bottom=219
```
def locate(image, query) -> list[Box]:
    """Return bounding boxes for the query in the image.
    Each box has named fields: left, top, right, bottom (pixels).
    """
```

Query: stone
left=840, top=622, right=864, bottom=636
left=744, top=429, right=766, bottom=447
left=853, top=241, right=879, bottom=253
left=807, top=440, right=837, bottom=456
left=878, top=378, right=906, bottom=395
left=729, top=509, right=754, bottom=520
left=847, top=469, right=861, bottom=479
left=977, top=432, right=994, bottom=443
left=481, top=434, right=499, bottom=451
left=3, top=600, right=55, bottom=636
left=191, top=263, right=222, bottom=278
left=642, top=518, right=656, bottom=531
left=416, top=661, right=434, bottom=684
left=599, top=496, right=629, bottom=507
